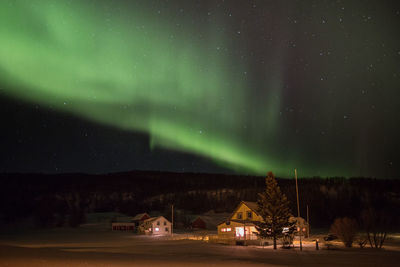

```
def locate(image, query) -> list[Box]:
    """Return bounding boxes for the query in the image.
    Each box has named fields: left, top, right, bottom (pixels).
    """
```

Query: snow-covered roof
left=229, top=201, right=261, bottom=219
left=143, top=216, right=171, bottom=224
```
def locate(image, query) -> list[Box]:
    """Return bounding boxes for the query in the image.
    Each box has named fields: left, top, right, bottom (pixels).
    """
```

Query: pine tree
left=256, top=171, right=295, bottom=249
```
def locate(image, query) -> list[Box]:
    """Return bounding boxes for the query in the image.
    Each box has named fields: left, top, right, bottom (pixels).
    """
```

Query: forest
left=0, top=171, right=399, bottom=229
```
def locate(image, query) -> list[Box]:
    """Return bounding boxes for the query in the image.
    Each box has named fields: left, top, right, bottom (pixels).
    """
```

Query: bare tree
left=330, top=217, right=357, bottom=248
left=360, top=208, right=389, bottom=249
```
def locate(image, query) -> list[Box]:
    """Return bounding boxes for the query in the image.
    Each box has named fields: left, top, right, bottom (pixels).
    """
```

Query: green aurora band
left=0, top=0, right=348, bottom=177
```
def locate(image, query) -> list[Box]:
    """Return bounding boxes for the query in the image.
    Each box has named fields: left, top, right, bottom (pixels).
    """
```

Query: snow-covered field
left=1, top=227, right=399, bottom=266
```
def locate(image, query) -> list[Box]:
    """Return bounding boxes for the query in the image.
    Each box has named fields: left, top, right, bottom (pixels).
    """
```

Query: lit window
left=226, top=228, right=232, bottom=232
left=235, top=227, right=244, bottom=237
left=155, top=227, right=159, bottom=231
left=221, top=228, right=226, bottom=232
left=148, top=228, right=152, bottom=232
left=303, top=227, right=306, bottom=232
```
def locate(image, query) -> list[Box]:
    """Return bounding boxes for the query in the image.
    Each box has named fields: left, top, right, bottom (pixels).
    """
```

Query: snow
left=1, top=227, right=400, bottom=266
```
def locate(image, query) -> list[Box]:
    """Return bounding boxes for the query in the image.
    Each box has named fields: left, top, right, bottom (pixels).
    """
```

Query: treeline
left=0, top=171, right=399, bottom=228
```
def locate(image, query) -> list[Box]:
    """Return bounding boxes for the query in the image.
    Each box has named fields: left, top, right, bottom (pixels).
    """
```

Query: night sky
left=0, top=0, right=399, bottom=178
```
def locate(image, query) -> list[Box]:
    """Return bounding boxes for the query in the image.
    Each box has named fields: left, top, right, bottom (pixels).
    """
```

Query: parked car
left=324, top=234, right=338, bottom=241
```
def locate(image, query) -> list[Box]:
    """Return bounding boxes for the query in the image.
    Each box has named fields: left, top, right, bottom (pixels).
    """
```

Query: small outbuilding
left=191, top=217, right=206, bottom=229
left=191, top=212, right=231, bottom=230
left=290, top=216, right=310, bottom=238
left=111, top=216, right=135, bottom=231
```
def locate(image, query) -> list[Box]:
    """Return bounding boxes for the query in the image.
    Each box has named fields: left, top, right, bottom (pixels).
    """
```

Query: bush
left=330, top=217, right=357, bottom=248
left=281, top=233, right=294, bottom=248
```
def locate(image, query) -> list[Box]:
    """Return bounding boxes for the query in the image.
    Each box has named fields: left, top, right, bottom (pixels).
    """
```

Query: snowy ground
left=1, top=227, right=400, bottom=266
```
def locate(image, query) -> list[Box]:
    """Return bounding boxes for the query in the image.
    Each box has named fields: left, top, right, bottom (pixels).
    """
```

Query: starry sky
left=0, top=0, right=399, bottom=178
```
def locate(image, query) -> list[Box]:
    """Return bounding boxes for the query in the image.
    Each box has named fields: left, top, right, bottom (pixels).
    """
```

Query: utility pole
left=306, top=204, right=310, bottom=238
left=171, top=204, right=174, bottom=236
left=295, top=168, right=302, bottom=251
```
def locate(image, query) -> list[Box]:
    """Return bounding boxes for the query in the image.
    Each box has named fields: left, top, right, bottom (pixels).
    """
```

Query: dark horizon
left=0, top=169, right=397, bottom=180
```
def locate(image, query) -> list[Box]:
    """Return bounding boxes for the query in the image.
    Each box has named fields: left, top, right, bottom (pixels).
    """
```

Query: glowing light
left=155, top=227, right=159, bottom=232
left=235, top=227, right=244, bottom=237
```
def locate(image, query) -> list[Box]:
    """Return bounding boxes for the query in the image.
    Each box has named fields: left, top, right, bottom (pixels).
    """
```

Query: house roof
left=230, top=201, right=261, bottom=219
left=143, top=217, right=158, bottom=223
left=132, top=212, right=149, bottom=221
left=242, top=201, right=260, bottom=215
left=113, top=216, right=134, bottom=223
left=143, top=216, right=171, bottom=224
left=215, top=201, right=262, bottom=226
left=191, top=213, right=231, bottom=230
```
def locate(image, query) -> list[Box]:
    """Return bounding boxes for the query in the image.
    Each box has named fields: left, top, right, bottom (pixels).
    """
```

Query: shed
left=191, top=217, right=206, bottom=229
left=111, top=216, right=135, bottom=231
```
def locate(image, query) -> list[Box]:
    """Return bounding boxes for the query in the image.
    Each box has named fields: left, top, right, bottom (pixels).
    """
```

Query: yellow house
left=217, top=201, right=310, bottom=243
left=217, top=201, right=263, bottom=241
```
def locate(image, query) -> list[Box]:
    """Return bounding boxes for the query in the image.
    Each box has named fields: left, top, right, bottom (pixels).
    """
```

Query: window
left=157, top=221, right=160, bottom=226
left=221, top=228, right=226, bottom=232
left=247, top=211, right=252, bottom=219
left=155, top=227, right=159, bottom=231
left=226, top=228, right=232, bottom=232
left=165, top=227, right=169, bottom=232
left=237, top=212, right=243, bottom=219
left=164, top=221, right=167, bottom=226
left=235, top=227, right=244, bottom=237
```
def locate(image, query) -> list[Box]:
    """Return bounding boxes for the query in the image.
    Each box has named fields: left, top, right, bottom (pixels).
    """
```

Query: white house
left=139, top=216, right=171, bottom=235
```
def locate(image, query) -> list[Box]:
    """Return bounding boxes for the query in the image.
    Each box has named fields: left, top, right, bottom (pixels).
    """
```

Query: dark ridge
left=1, top=171, right=399, bottom=228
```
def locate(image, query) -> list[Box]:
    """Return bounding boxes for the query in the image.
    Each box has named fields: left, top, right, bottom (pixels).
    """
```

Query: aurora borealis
left=1, top=0, right=399, bottom=178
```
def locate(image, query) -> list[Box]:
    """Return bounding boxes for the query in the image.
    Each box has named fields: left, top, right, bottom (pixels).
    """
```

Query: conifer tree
left=256, top=171, right=295, bottom=249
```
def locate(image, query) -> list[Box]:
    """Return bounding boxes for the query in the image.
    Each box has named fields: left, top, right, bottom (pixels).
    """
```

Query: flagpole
left=295, top=169, right=302, bottom=251
left=171, top=204, right=174, bottom=236
left=307, top=204, right=310, bottom=238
